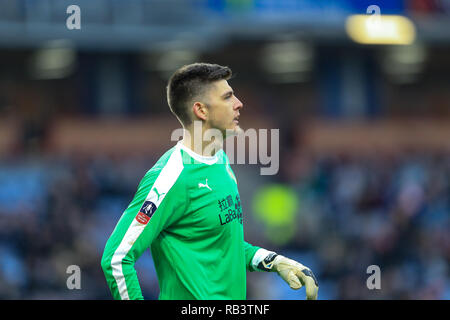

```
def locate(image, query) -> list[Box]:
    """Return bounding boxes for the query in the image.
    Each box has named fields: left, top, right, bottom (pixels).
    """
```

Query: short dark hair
left=166, top=63, right=232, bottom=126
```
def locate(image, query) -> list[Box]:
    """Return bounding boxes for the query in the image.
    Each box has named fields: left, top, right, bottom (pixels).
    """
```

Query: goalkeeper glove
left=257, top=252, right=319, bottom=300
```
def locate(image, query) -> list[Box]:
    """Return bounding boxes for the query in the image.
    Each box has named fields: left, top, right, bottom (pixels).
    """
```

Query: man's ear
left=192, top=102, right=208, bottom=121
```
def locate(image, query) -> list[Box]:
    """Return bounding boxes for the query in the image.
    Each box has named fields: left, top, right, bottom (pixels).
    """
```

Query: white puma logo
left=198, top=179, right=212, bottom=191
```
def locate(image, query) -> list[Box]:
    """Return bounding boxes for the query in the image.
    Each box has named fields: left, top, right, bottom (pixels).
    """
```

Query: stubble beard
left=226, top=122, right=244, bottom=137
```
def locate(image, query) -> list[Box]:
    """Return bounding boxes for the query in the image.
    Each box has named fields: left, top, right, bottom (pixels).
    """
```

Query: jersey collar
left=176, top=141, right=221, bottom=165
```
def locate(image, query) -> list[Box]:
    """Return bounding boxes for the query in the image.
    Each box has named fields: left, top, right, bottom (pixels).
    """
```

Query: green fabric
left=101, top=144, right=260, bottom=300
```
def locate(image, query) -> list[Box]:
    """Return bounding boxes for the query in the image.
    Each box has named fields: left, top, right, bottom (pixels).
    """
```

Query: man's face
left=203, top=79, right=244, bottom=137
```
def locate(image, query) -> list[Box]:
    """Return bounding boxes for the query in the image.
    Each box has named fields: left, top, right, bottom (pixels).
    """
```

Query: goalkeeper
left=101, top=63, right=318, bottom=300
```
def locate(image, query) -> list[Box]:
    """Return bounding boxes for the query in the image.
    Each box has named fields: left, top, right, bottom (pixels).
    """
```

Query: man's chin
left=225, top=125, right=244, bottom=137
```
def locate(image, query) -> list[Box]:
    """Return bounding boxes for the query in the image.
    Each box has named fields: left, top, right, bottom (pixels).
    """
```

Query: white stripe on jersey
left=111, top=145, right=184, bottom=300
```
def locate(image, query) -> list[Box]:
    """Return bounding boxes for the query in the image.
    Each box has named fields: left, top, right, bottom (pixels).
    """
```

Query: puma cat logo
left=198, top=179, right=212, bottom=191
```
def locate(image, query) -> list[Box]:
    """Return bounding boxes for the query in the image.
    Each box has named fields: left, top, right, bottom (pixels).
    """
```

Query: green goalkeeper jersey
left=101, top=141, right=260, bottom=300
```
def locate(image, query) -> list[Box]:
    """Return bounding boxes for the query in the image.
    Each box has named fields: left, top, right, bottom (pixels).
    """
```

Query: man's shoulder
left=218, top=149, right=230, bottom=164
left=141, top=144, right=187, bottom=183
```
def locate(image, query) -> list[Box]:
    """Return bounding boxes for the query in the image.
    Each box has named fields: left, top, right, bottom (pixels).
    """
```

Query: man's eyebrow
left=221, top=90, right=233, bottom=98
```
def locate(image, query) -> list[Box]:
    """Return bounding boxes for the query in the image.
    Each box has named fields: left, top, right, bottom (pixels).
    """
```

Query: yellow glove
left=257, top=252, right=318, bottom=300
left=272, top=255, right=319, bottom=300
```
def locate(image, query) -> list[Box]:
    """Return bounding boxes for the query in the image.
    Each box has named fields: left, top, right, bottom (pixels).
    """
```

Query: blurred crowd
left=281, top=149, right=449, bottom=299
left=0, top=0, right=449, bottom=301
left=0, top=144, right=448, bottom=299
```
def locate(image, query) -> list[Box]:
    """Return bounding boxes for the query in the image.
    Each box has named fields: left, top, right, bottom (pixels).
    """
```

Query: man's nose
left=235, top=97, right=243, bottom=110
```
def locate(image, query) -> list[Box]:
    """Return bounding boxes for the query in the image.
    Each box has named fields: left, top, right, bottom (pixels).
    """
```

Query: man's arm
left=101, top=201, right=152, bottom=300
left=101, top=153, right=187, bottom=300
left=244, top=241, right=261, bottom=271
left=246, top=245, right=319, bottom=300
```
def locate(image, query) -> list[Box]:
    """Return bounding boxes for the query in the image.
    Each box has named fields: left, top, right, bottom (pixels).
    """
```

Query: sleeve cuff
left=251, top=248, right=277, bottom=272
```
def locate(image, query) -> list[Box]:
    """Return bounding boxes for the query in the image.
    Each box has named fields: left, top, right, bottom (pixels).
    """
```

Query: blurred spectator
left=0, top=145, right=448, bottom=299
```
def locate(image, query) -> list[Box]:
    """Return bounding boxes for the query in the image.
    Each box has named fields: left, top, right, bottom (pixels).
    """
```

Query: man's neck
left=181, top=127, right=223, bottom=157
